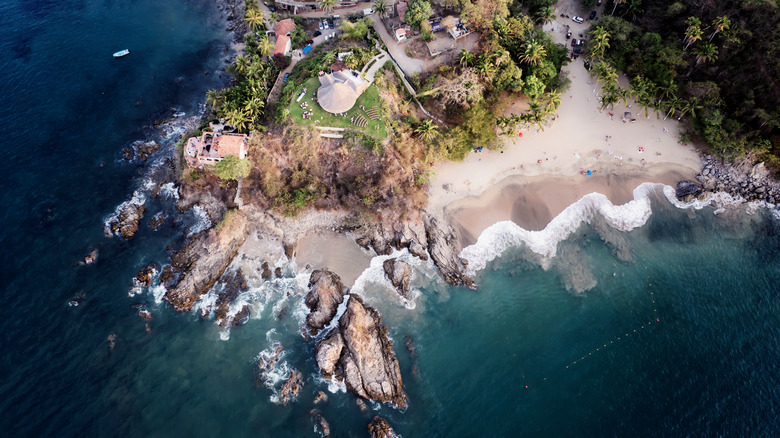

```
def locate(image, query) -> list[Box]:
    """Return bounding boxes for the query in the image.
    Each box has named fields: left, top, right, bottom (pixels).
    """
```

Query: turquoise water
left=2, top=1, right=780, bottom=436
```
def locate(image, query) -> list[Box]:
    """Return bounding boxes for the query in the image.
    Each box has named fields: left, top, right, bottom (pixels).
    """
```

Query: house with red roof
left=184, top=131, right=248, bottom=169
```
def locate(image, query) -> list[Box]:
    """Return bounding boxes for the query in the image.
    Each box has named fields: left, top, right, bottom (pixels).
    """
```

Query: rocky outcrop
left=362, top=214, right=429, bottom=260
left=110, top=202, right=145, bottom=238
left=164, top=210, right=249, bottom=311
left=135, top=263, right=158, bottom=288
left=684, top=155, right=780, bottom=204
left=305, top=270, right=346, bottom=335
left=423, top=214, right=476, bottom=289
left=358, top=212, right=475, bottom=289
left=177, top=188, right=231, bottom=225
left=211, top=269, right=249, bottom=326
left=368, top=416, right=399, bottom=438
left=135, top=140, right=160, bottom=161
left=315, top=295, right=407, bottom=408
left=278, top=369, right=303, bottom=405
left=309, top=410, right=331, bottom=437
left=382, top=258, right=411, bottom=299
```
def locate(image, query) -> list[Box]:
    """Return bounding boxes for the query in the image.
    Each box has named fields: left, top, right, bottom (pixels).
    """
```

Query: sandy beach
left=427, top=12, right=702, bottom=239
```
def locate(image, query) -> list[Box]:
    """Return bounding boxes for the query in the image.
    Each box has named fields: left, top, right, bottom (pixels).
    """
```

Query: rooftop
left=273, top=18, right=296, bottom=36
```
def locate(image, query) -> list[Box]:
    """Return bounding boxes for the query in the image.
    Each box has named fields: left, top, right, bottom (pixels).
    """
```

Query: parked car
left=577, top=39, right=585, bottom=46
left=313, top=30, right=322, bottom=37
left=318, top=21, right=323, bottom=30
left=283, top=73, right=289, bottom=82
left=322, top=19, right=329, bottom=29
left=566, top=31, right=572, bottom=39
left=573, top=47, right=582, bottom=54
left=571, top=38, right=578, bottom=46
left=589, top=11, right=597, bottom=20
left=572, top=16, right=584, bottom=23
left=328, top=18, right=334, bottom=28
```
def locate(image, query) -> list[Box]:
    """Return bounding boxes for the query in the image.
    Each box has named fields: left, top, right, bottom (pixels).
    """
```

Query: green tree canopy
left=404, top=0, right=432, bottom=30
left=215, top=155, right=251, bottom=181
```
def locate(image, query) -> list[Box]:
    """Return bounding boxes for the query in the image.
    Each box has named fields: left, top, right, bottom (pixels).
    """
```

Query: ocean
left=2, top=1, right=780, bottom=436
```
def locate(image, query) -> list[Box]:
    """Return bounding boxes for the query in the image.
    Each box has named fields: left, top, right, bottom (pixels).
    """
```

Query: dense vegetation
left=586, top=0, right=780, bottom=164
left=403, top=0, right=569, bottom=159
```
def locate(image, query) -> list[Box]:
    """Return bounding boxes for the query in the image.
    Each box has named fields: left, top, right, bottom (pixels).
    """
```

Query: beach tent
left=302, top=45, right=313, bottom=55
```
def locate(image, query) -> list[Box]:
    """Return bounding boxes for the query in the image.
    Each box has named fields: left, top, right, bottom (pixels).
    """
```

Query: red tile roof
left=274, top=35, right=290, bottom=56
left=273, top=18, right=296, bottom=36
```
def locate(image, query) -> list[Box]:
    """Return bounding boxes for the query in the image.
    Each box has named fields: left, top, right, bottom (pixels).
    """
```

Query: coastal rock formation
left=149, top=213, right=166, bottom=230
left=135, top=263, right=158, bottom=288
left=177, top=188, right=232, bottom=226
left=164, top=210, right=248, bottom=311
left=315, top=295, right=407, bottom=408
left=110, top=202, right=145, bottom=238
left=368, top=416, right=399, bottom=438
left=363, top=214, right=429, bottom=260
left=212, top=269, right=249, bottom=327
left=309, top=410, right=331, bottom=437
left=278, top=369, right=303, bottom=405
left=135, top=140, right=160, bottom=161
left=675, top=180, right=703, bottom=201
left=305, top=270, right=346, bottom=335
left=683, top=155, right=780, bottom=204
left=382, top=258, right=411, bottom=299
left=423, top=214, right=476, bottom=289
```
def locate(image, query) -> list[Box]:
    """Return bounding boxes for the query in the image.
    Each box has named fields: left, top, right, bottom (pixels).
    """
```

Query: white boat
left=113, top=49, right=130, bottom=58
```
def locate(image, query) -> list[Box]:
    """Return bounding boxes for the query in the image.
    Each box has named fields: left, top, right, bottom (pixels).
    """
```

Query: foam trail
left=460, top=182, right=669, bottom=274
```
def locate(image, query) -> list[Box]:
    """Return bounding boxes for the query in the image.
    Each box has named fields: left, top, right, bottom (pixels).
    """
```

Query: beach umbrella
left=518, top=132, right=523, bottom=137
left=586, top=170, right=592, bottom=175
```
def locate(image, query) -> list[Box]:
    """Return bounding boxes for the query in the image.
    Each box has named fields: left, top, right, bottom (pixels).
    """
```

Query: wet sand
left=295, top=231, right=373, bottom=286
left=447, top=165, right=695, bottom=247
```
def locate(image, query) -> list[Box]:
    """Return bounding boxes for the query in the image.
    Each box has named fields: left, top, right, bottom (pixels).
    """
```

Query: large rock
left=382, top=258, right=411, bottom=299
left=110, top=202, right=145, bottom=238
left=278, top=369, right=303, bottom=405
left=135, top=140, right=160, bottom=161
left=675, top=180, right=703, bottom=200
left=305, top=270, right=346, bottom=335
left=423, top=214, right=476, bottom=289
left=315, top=295, right=407, bottom=408
left=367, top=213, right=429, bottom=260
left=164, top=210, right=248, bottom=311
left=368, top=416, right=399, bottom=438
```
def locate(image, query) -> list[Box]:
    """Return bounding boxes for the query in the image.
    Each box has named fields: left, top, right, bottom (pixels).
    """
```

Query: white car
left=322, top=19, right=329, bottom=29
left=572, top=16, right=584, bottom=23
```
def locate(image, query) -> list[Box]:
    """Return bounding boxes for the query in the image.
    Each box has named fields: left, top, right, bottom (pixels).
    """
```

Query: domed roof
left=317, top=82, right=359, bottom=114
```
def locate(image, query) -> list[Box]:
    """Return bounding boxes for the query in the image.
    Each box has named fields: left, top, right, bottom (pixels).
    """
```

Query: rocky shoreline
left=676, top=155, right=780, bottom=207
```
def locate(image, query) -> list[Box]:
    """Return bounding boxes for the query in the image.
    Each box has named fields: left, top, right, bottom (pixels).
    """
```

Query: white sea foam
left=350, top=248, right=431, bottom=310
left=188, top=205, right=212, bottom=236
left=460, top=182, right=666, bottom=273
left=461, top=183, right=780, bottom=276
left=103, top=189, right=146, bottom=236
left=158, top=182, right=179, bottom=200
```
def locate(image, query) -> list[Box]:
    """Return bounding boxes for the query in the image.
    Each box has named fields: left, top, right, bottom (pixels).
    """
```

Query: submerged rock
left=135, top=263, right=158, bottom=288
left=315, top=295, right=407, bottom=408
left=278, top=369, right=303, bottom=405
left=368, top=416, right=399, bottom=438
left=305, top=270, right=346, bottom=335
left=382, top=258, right=411, bottom=299
left=310, top=410, right=331, bottom=437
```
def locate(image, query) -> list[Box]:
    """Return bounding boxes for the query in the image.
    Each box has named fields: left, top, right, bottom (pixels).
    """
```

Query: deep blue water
left=2, top=1, right=780, bottom=436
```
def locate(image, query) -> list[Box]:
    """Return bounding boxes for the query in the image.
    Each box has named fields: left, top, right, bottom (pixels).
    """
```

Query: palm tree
left=258, top=36, right=274, bottom=58
left=539, top=90, right=562, bottom=112
left=323, top=50, right=338, bottom=66
left=683, top=17, right=703, bottom=50
left=492, top=48, right=510, bottom=68
left=373, top=0, right=389, bottom=18
left=535, top=7, right=555, bottom=26
left=205, top=90, right=223, bottom=111
left=521, top=40, right=546, bottom=66
left=677, top=97, right=701, bottom=120
left=590, top=26, right=611, bottom=60
left=415, top=120, right=439, bottom=141
left=663, top=96, right=680, bottom=120
left=475, top=55, right=496, bottom=78
left=658, top=78, right=677, bottom=104
left=269, top=12, right=279, bottom=25
left=709, top=15, right=731, bottom=41
left=317, top=0, right=337, bottom=13
left=245, top=8, right=265, bottom=34
left=611, top=0, right=626, bottom=16
left=226, top=108, right=252, bottom=133
left=622, top=0, right=643, bottom=22
left=233, top=55, right=250, bottom=76
left=693, top=42, right=718, bottom=65
left=458, top=49, right=475, bottom=67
